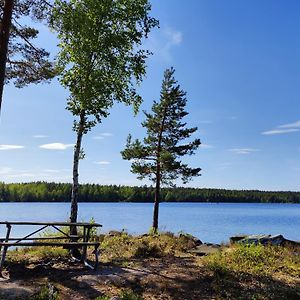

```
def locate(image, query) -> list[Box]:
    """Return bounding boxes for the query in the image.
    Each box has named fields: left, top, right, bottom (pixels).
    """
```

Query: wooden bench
left=0, top=221, right=102, bottom=273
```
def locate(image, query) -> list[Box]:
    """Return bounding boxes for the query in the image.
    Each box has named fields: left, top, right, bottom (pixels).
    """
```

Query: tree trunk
left=152, top=162, right=160, bottom=233
left=152, top=104, right=167, bottom=233
left=0, top=0, right=14, bottom=116
left=70, top=112, right=85, bottom=235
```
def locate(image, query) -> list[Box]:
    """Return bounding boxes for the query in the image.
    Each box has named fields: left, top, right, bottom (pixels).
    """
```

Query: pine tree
left=121, top=67, right=201, bottom=232
left=0, top=0, right=56, bottom=116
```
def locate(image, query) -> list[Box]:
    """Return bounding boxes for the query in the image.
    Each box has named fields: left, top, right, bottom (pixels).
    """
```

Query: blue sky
left=1, top=0, right=300, bottom=191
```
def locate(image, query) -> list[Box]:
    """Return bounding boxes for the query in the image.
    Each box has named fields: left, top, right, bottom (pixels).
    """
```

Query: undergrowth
left=100, top=231, right=198, bottom=263
left=204, top=243, right=299, bottom=277
left=203, top=243, right=300, bottom=299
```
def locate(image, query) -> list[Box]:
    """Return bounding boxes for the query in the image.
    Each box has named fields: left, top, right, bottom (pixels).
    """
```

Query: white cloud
left=33, top=135, right=48, bottom=138
left=44, top=169, right=60, bottom=173
left=145, top=26, right=183, bottom=62
left=229, top=148, right=259, bottom=155
left=7, top=173, right=35, bottom=178
left=93, top=133, right=113, bottom=140
left=40, top=143, right=74, bottom=150
left=94, top=161, right=111, bottom=165
left=262, top=120, right=300, bottom=135
left=0, top=167, right=13, bottom=174
left=279, top=120, right=300, bottom=129
left=200, top=144, right=214, bottom=149
left=262, top=128, right=300, bottom=135
left=164, top=27, right=183, bottom=45
left=101, top=133, right=113, bottom=137
left=0, top=144, right=24, bottom=150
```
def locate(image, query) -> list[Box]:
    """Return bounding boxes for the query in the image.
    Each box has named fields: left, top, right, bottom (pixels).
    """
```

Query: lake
left=0, top=202, right=299, bottom=244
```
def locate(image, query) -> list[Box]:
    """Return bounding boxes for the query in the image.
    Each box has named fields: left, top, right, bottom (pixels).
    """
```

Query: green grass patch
left=204, top=243, right=300, bottom=277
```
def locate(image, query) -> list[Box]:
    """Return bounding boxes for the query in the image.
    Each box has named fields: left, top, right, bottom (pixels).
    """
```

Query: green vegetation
left=96, top=290, right=143, bottom=300
left=99, top=231, right=198, bottom=264
left=0, top=181, right=299, bottom=203
left=50, top=0, right=158, bottom=225
left=204, top=243, right=299, bottom=277
left=121, top=67, right=201, bottom=231
left=204, top=244, right=300, bottom=299
left=4, top=232, right=299, bottom=299
left=28, top=283, right=59, bottom=300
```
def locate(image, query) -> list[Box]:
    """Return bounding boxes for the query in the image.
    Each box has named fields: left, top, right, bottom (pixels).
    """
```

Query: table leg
left=0, top=224, right=11, bottom=273
left=81, top=226, right=90, bottom=263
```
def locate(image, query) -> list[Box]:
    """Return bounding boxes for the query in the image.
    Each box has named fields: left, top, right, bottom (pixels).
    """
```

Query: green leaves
left=122, top=67, right=201, bottom=186
left=51, top=0, right=158, bottom=132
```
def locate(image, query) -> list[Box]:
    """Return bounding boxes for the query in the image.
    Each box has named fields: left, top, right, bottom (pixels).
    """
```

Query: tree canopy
left=0, top=0, right=56, bottom=113
left=122, top=67, right=201, bottom=231
left=50, top=0, right=159, bottom=224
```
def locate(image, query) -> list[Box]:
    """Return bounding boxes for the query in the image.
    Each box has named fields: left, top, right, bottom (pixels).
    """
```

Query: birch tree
left=121, top=68, right=201, bottom=232
left=51, top=0, right=158, bottom=227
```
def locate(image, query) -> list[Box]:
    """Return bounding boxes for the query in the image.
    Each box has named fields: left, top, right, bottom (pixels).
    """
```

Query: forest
left=0, top=182, right=299, bottom=203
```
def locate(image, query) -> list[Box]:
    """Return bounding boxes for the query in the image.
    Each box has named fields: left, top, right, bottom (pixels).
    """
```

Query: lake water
left=0, top=202, right=299, bottom=244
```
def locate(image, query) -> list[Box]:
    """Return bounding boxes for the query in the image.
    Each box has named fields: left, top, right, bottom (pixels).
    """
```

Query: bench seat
left=0, top=242, right=99, bottom=247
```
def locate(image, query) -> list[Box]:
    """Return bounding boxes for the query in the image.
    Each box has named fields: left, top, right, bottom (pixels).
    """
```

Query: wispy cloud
left=7, top=173, right=35, bottom=178
left=94, top=161, right=111, bottom=165
left=229, top=148, right=259, bottom=155
left=101, top=133, right=113, bottom=137
left=93, top=133, right=113, bottom=140
left=161, top=27, right=182, bottom=61
left=164, top=27, right=183, bottom=46
left=200, top=144, right=214, bottom=149
left=279, top=120, right=300, bottom=129
left=262, top=120, right=300, bottom=135
left=43, top=169, right=60, bottom=173
left=262, top=128, right=300, bottom=135
left=33, top=135, right=48, bottom=138
left=40, top=143, right=74, bottom=150
left=0, top=144, right=24, bottom=150
left=0, top=167, right=13, bottom=174
left=144, top=26, right=183, bottom=62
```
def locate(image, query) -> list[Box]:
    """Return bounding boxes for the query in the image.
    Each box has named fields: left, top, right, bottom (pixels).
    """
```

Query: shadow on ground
left=1, top=256, right=299, bottom=300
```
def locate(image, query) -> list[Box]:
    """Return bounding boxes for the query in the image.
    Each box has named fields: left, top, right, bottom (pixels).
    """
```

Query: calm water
left=0, top=202, right=299, bottom=243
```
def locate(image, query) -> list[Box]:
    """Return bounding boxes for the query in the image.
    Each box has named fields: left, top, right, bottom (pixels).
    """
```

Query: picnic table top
left=0, top=221, right=102, bottom=227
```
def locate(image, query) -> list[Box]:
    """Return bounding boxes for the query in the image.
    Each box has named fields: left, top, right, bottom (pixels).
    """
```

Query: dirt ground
left=0, top=253, right=299, bottom=300
left=0, top=255, right=215, bottom=300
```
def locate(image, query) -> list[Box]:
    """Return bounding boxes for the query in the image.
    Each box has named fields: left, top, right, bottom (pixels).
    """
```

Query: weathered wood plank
left=0, top=242, right=100, bottom=247
left=0, top=221, right=102, bottom=227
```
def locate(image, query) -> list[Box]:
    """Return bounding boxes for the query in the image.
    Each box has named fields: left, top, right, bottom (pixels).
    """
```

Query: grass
left=96, top=290, right=143, bottom=300
left=28, top=283, right=59, bottom=300
left=204, top=243, right=300, bottom=277
left=100, top=231, right=198, bottom=263
left=4, top=231, right=299, bottom=299
left=203, top=243, right=300, bottom=299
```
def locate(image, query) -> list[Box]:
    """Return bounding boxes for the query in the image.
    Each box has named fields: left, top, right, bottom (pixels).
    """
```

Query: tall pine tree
left=121, top=67, right=201, bottom=232
left=0, top=0, right=56, bottom=116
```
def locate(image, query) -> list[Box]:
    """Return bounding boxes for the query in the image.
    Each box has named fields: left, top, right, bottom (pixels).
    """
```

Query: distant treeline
left=0, top=182, right=299, bottom=203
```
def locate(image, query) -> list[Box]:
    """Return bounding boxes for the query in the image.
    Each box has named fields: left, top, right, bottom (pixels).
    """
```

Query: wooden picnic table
left=0, top=221, right=102, bottom=272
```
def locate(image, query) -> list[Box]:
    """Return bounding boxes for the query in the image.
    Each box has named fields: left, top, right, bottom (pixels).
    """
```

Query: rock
left=188, top=243, right=220, bottom=256
left=108, top=230, right=123, bottom=237
left=230, top=235, right=247, bottom=244
left=110, top=296, right=121, bottom=300
left=179, top=233, right=202, bottom=246
left=238, top=234, right=288, bottom=246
